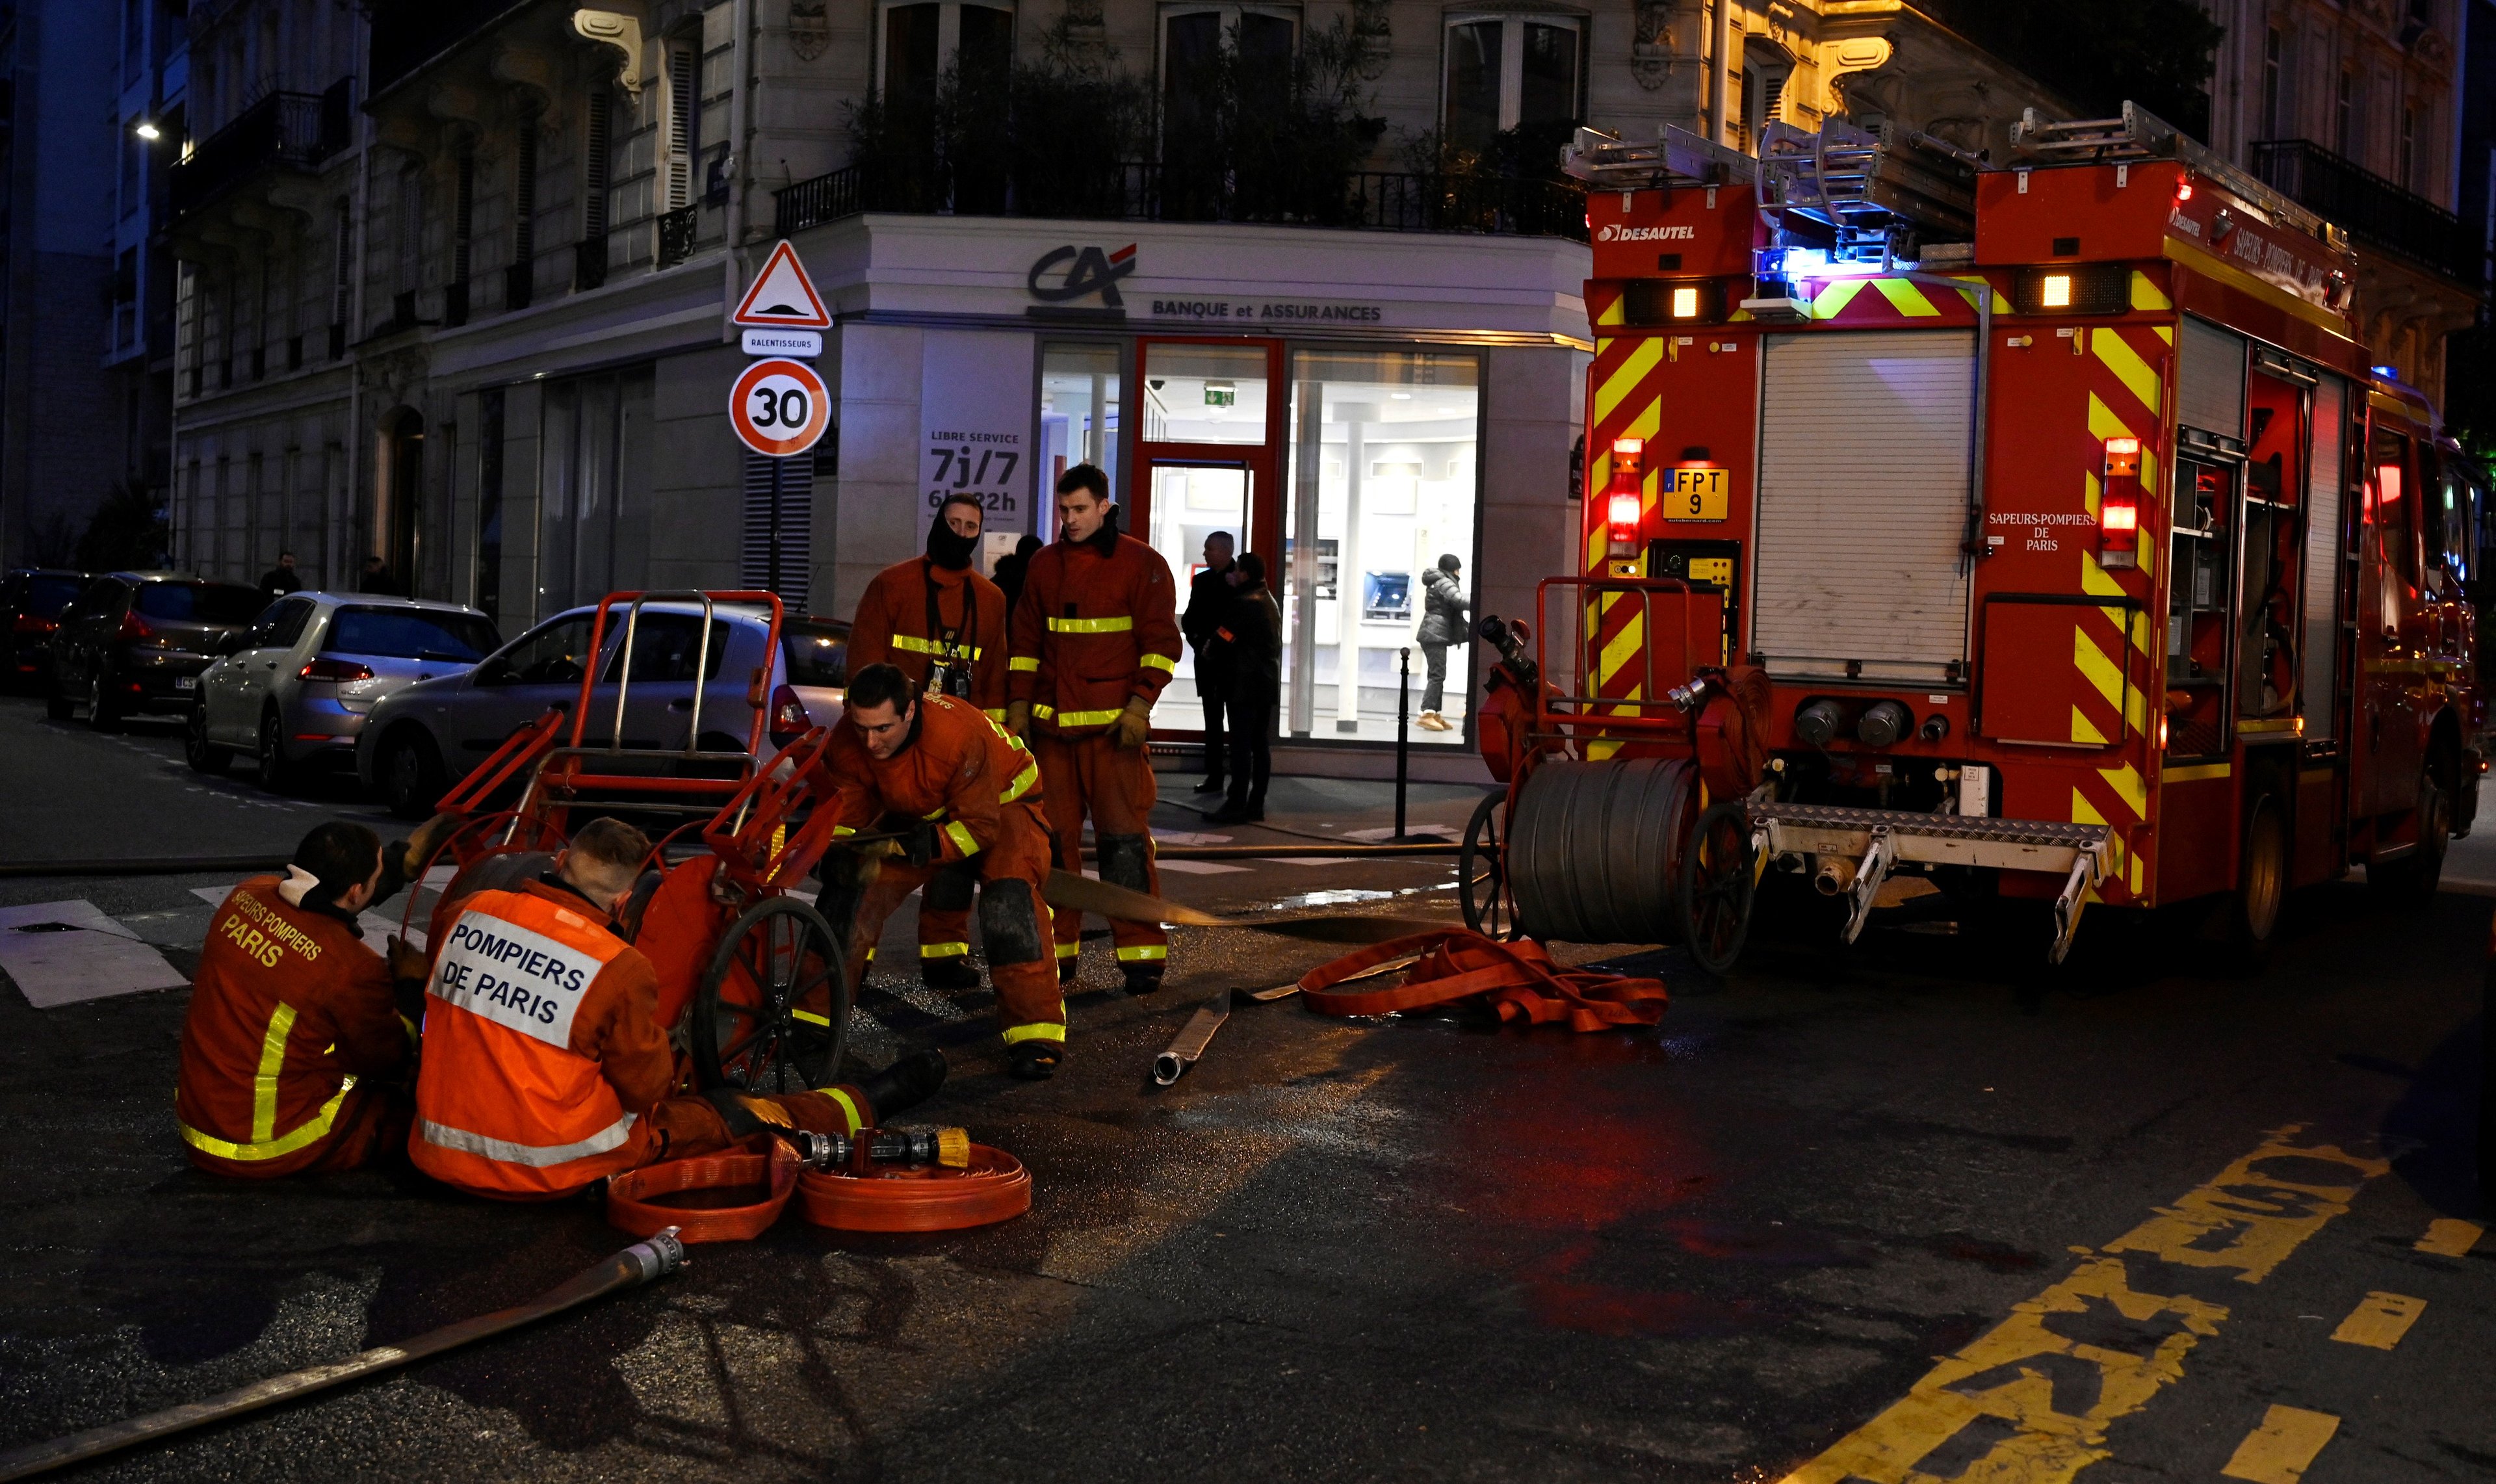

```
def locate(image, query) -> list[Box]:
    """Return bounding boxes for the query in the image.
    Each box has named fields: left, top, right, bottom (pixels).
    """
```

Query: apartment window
left=395, top=168, right=422, bottom=294
left=511, top=115, right=538, bottom=308
left=1164, top=5, right=1295, bottom=138
left=584, top=91, right=611, bottom=239
left=881, top=1, right=1015, bottom=107
left=2260, top=27, right=2282, bottom=138
left=2335, top=67, right=2356, bottom=157
left=1442, top=16, right=1584, bottom=157
left=665, top=40, right=699, bottom=210
left=452, top=148, right=474, bottom=284
left=2400, top=103, right=2418, bottom=190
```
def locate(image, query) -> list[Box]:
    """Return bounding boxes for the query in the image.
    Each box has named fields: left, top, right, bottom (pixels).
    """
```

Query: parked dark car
left=1, top=567, right=88, bottom=690
left=46, top=572, right=269, bottom=729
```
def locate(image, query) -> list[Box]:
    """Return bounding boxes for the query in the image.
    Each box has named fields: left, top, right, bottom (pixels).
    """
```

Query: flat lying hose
left=1043, top=870, right=1451, bottom=943
left=1298, top=930, right=1669, bottom=1032
left=607, top=1146, right=800, bottom=1243
left=0, top=1231, right=687, bottom=1483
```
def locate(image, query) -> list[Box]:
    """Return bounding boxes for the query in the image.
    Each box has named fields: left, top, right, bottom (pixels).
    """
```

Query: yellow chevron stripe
left=2092, top=328, right=2162, bottom=417
left=2100, top=762, right=2148, bottom=816
left=2129, top=270, right=2172, bottom=312
left=1596, top=293, right=1625, bottom=327
left=1600, top=611, right=1644, bottom=686
left=2074, top=627, right=2124, bottom=710
left=2154, top=326, right=2174, bottom=344
left=1594, top=337, right=1664, bottom=426
left=1872, top=278, right=1940, bottom=317
left=1810, top=280, right=1867, bottom=319
left=2072, top=706, right=2108, bottom=744
left=2086, top=392, right=2157, bottom=495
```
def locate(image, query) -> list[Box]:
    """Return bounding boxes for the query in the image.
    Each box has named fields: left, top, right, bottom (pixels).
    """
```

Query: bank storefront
left=796, top=215, right=1591, bottom=762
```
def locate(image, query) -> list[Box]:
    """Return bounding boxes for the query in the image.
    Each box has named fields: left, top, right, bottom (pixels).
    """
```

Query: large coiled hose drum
left=1506, top=758, right=1699, bottom=944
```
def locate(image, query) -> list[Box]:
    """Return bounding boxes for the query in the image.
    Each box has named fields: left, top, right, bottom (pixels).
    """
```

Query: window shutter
left=666, top=46, right=697, bottom=209
left=741, top=451, right=811, bottom=610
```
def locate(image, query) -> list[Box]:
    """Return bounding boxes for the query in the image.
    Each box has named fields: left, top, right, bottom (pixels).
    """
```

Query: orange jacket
left=176, top=878, right=410, bottom=1176
left=1008, top=528, right=1181, bottom=735
left=410, top=879, right=675, bottom=1199
left=814, top=693, right=1048, bottom=867
left=849, top=557, right=1009, bottom=716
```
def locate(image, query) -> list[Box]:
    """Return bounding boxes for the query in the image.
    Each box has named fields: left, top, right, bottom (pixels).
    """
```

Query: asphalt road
left=0, top=693, right=2488, bottom=1483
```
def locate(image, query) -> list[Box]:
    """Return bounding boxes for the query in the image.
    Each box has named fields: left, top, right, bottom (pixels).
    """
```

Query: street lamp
left=134, top=120, right=161, bottom=140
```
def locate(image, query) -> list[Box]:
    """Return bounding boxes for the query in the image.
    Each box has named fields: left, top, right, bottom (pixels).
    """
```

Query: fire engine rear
left=1485, top=104, right=2486, bottom=968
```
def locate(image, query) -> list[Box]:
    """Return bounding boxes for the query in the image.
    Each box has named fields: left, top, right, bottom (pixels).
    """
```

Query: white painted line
left=1150, top=829, right=1234, bottom=845
left=0, top=900, right=189, bottom=1008
left=1156, top=859, right=1252, bottom=876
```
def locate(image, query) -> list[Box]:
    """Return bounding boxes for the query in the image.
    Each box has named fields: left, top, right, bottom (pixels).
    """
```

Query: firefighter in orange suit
left=848, top=493, right=1009, bottom=994
left=410, top=816, right=945, bottom=1199
left=1006, top=463, right=1183, bottom=997
left=176, top=822, right=436, bottom=1177
left=809, top=663, right=1067, bottom=1079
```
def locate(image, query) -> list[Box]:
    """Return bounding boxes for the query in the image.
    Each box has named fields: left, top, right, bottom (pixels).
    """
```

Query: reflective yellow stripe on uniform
left=814, top=1087, right=866, bottom=1134
left=1055, top=940, right=1080, bottom=959
left=1049, top=709, right=1124, bottom=727
left=1046, top=615, right=1135, bottom=633
left=919, top=941, right=970, bottom=959
left=890, top=634, right=983, bottom=660
left=1000, top=761, right=1041, bottom=803
left=1002, top=1021, right=1069, bottom=1043
left=985, top=708, right=1008, bottom=722
left=1141, top=654, right=1178, bottom=672
left=182, top=1008, right=359, bottom=1163
left=1010, top=656, right=1040, bottom=672
left=943, top=820, right=981, bottom=857
left=1032, top=703, right=1056, bottom=720
left=1117, top=944, right=1169, bottom=962
left=832, top=825, right=857, bottom=837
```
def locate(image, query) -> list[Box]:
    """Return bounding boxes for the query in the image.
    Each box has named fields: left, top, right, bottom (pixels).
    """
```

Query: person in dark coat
left=256, top=551, right=304, bottom=599
left=359, top=555, right=406, bottom=597
left=1415, top=553, right=1470, bottom=731
left=1204, top=553, right=1280, bottom=824
left=993, top=533, right=1042, bottom=618
left=1179, top=531, right=1237, bottom=794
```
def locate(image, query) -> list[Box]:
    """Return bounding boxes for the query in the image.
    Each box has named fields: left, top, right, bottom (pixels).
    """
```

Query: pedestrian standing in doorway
left=359, top=555, right=406, bottom=597
left=1204, top=552, right=1279, bottom=824
left=994, top=533, right=1042, bottom=618
left=1416, top=553, right=1470, bottom=732
left=1180, top=531, right=1237, bottom=796
left=257, top=552, right=304, bottom=599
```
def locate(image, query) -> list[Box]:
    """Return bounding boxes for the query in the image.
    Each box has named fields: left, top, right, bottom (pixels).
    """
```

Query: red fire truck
left=1469, top=105, right=2486, bottom=969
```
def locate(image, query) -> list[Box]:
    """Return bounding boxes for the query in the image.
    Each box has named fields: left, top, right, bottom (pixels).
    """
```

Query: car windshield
left=599, top=613, right=736, bottom=683
left=328, top=607, right=501, bottom=662
left=783, top=621, right=848, bottom=687
left=16, top=576, right=82, bottom=617
left=135, top=582, right=266, bottom=624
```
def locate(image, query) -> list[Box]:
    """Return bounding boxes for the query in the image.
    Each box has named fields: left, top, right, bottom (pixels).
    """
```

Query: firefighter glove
left=385, top=933, right=428, bottom=985
left=1111, top=697, right=1153, bottom=749
left=901, top=820, right=943, bottom=868
left=1004, top=699, right=1032, bottom=738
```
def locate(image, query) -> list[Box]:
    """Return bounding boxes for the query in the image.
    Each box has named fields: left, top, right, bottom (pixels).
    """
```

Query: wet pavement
left=0, top=694, right=2490, bottom=1481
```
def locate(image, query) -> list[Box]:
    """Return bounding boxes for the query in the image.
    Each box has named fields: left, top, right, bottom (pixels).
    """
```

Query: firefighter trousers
left=644, top=1080, right=877, bottom=1163
left=914, top=858, right=979, bottom=970
left=1032, top=731, right=1167, bottom=971
left=840, top=802, right=1065, bottom=1047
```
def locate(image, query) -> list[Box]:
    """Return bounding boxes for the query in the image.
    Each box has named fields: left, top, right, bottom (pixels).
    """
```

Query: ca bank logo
left=1028, top=243, right=1138, bottom=307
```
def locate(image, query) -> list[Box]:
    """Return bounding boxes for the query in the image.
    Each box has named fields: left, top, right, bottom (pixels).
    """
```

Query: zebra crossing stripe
left=0, top=900, right=189, bottom=1008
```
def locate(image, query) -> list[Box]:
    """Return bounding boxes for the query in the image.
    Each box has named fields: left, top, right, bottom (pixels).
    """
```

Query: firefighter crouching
left=176, top=822, right=437, bottom=1177
left=1007, top=463, right=1182, bottom=996
left=848, top=492, right=1010, bottom=994
left=809, top=664, right=1068, bottom=1079
left=410, top=817, right=944, bottom=1199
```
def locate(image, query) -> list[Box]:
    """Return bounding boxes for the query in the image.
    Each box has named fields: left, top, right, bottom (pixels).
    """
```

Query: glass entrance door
left=1145, top=462, right=1251, bottom=723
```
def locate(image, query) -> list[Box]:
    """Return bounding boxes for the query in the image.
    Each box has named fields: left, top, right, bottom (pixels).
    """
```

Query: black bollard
left=1394, top=645, right=1412, bottom=842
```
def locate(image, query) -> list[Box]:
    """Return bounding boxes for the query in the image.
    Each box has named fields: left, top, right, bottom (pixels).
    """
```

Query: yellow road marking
left=2329, top=1291, right=2424, bottom=1349
left=2414, top=1217, right=2482, bottom=1256
left=2220, top=1405, right=2340, bottom=1484
left=1778, top=1126, right=2385, bottom=1484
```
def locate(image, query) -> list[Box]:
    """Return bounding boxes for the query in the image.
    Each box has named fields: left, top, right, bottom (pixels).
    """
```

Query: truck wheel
left=380, top=731, right=445, bottom=819
left=2219, top=794, right=2287, bottom=972
left=2370, top=763, right=2450, bottom=905
left=184, top=707, right=232, bottom=775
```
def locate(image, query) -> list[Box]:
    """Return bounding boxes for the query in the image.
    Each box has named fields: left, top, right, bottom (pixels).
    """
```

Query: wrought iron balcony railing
left=2250, top=139, right=2482, bottom=288
left=169, top=83, right=353, bottom=218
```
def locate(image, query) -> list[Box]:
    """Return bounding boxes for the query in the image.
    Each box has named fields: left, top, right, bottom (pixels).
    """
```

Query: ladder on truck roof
left=1561, top=124, right=1757, bottom=192
left=1756, top=118, right=1981, bottom=251
left=2008, top=101, right=2345, bottom=250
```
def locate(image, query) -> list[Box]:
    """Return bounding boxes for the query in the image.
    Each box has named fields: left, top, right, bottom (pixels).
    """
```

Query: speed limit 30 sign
left=730, top=358, right=829, bottom=458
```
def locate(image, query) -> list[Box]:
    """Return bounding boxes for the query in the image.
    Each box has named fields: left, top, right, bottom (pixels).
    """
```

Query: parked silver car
left=354, top=601, right=848, bottom=818
left=185, top=593, right=502, bottom=789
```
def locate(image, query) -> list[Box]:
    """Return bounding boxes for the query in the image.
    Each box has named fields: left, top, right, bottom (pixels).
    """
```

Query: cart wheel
left=693, top=896, right=853, bottom=1093
left=1457, top=790, right=1517, bottom=941
left=1676, top=800, right=1756, bottom=978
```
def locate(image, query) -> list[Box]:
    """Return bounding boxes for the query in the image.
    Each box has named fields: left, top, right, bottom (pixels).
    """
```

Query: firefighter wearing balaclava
left=1006, top=463, right=1183, bottom=1000
left=846, top=491, right=1009, bottom=991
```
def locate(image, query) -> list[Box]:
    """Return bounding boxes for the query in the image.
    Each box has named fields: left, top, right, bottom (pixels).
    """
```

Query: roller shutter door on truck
left=2176, top=316, right=2248, bottom=438
left=1752, top=329, right=1975, bottom=684
left=2298, top=373, right=2346, bottom=738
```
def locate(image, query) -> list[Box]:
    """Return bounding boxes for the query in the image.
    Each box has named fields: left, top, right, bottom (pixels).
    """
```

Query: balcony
left=656, top=205, right=701, bottom=269
left=774, top=162, right=1589, bottom=244
left=2249, top=140, right=2482, bottom=288
left=168, top=83, right=353, bottom=218
left=368, top=0, right=536, bottom=101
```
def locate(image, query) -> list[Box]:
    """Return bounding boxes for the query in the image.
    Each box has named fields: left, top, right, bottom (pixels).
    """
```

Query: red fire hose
left=1298, top=930, right=1669, bottom=1031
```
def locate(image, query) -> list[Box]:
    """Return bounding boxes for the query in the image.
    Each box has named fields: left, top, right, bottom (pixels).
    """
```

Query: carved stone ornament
left=790, top=0, right=831, bottom=61
left=1351, top=0, right=1391, bottom=81
left=573, top=9, right=644, bottom=99
left=1632, top=0, right=1676, bottom=92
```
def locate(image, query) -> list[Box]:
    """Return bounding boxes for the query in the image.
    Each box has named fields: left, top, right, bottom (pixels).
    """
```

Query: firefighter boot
left=857, top=1049, right=949, bottom=1120
left=922, top=956, right=982, bottom=991
left=1123, top=963, right=1165, bottom=996
left=1008, top=1041, right=1063, bottom=1080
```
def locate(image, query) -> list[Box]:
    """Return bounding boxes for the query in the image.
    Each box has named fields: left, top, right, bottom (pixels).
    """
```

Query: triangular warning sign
left=734, top=241, right=831, bottom=328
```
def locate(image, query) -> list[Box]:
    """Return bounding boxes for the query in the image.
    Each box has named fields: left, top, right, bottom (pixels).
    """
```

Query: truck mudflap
left=1748, top=802, right=2114, bottom=965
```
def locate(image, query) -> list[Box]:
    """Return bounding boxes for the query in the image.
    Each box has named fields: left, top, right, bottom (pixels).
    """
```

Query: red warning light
left=2102, top=436, right=2142, bottom=479
left=2100, top=496, right=2138, bottom=534
left=2174, top=178, right=2194, bottom=203
left=1607, top=493, right=1643, bottom=543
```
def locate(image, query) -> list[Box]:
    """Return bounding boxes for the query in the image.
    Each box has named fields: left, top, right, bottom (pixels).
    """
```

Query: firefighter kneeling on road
left=847, top=491, right=1010, bottom=994
left=808, top=662, right=1067, bottom=1079
left=1007, top=463, right=1182, bottom=997
left=410, top=816, right=944, bottom=1199
left=176, top=821, right=442, bottom=1177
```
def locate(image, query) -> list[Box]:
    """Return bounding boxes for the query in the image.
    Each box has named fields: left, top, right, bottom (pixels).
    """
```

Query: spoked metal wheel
left=1457, top=790, right=1518, bottom=940
left=1676, top=800, right=1756, bottom=978
left=693, top=896, right=853, bottom=1093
